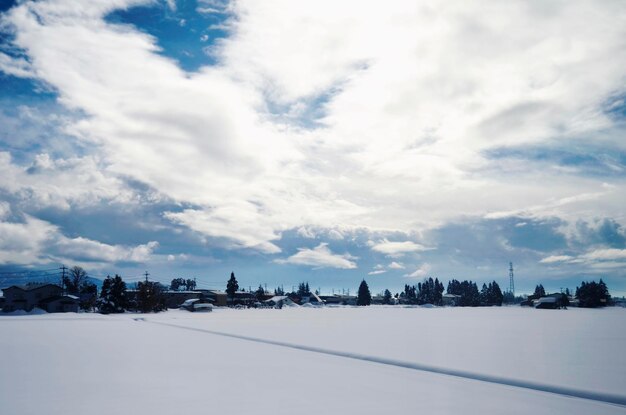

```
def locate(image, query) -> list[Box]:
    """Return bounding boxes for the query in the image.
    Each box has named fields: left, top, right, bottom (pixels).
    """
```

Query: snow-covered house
left=1, top=283, right=63, bottom=312
left=39, top=295, right=80, bottom=313
left=180, top=298, right=213, bottom=312
left=442, top=293, right=461, bottom=306
left=300, top=293, right=324, bottom=305
left=263, top=296, right=297, bottom=308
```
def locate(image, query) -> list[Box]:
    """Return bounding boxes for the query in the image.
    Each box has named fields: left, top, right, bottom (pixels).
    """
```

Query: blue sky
left=1, top=0, right=625, bottom=296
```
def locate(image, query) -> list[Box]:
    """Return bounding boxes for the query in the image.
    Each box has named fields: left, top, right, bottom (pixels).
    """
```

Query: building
left=300, top=293, right=325, bottom=305
left=535, top=293, right=569, bottom=309
left=180, top=298, right=213, bottom=312
left=318, top=294, right=357, bottom=306
left=205, top=290, right=228, bottom=307
left=39, top=295, right=80, bottom=313
left=263, top=295, right=297, bottom=308
left=442, top=293, right=461, bottom=306
left=1, top=283, right=63, bottom=312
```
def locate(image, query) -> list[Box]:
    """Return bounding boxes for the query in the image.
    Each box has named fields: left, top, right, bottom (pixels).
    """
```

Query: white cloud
left=55, top=237, right=159, bottom=263
left=368, top=270, right=387, bottom=275
left=164, top=207, right=282, bottom=254
left=581, top=249, right=626, bottom=261
left=370, top=239, right=430, bottom=257
left=404, top=263, right=432, bottom=279
left=296, top=227, right=317, bottom=239
left=0, top=52, right=34, bottom=78
left=0, top=215, right=58, bottom=265
left=0, top=152, right=134, bottom=210
left=0, top=201, right=10, bottom=220
left=0, top=214, right=159, bottom=266
left=539, top=255, right=574, bottom=264
left=540, top=249, right=626, bottom=271
left=275, top=243, right=357, bottom=269
left=1, top=0, right=626, bottom=254
left=388, top=261, right=405, bottom=269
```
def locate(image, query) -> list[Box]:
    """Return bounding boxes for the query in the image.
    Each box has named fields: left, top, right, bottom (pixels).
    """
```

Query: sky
left=0, top=0, right=625, bottom=296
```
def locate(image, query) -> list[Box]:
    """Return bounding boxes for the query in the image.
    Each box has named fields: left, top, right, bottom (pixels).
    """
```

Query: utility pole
left=60, top=265, right=67, bottom=294
left=144, top=271, right=149, bottom=282
left=509, top=262, right=515, bottom=297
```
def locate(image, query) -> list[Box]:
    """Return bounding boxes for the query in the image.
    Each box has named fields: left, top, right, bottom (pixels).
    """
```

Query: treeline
left=576, top=279, right=610, bottom=308
left=397, top=278, right=503, bottom=306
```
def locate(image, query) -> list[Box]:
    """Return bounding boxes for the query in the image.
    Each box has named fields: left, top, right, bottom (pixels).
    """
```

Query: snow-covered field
left=1, top=306, right=625, bottom=414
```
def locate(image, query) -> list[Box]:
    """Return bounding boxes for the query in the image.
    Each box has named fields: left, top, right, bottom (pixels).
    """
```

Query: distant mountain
left=0, top=271, right=102, bottom=291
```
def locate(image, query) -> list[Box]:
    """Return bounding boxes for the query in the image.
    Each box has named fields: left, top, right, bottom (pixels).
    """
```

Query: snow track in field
left=144, top=318, right=626, bottom=408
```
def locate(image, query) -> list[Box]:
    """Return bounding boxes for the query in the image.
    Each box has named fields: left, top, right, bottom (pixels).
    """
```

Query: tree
left=403, top=284, right=417, bottom=304
left=186, top=278, right=196, bottom=291
left=447, top=279, right=480, bottom=306
left=382, top=289, right=392, bottom=305
left=255, top=284, right=265, bottom=301
left=226, top=272, right=239, bottom=306
left=79, top=281, right=98, bottom=311
left=136, top=281, right=166, bottom=313
left=170, top=278, right=185, bottom=291
left=534, top=284, right=546, bottom=297
left=416, top=277, right=444, bottom=305
left=297, top=282, right=311, bottom=296
left=357, top=280, right=371, bottom=306
left=480, top=281, right=503, bottom=306
left=576, top=279, right=610, bottom=308
left=98, top=275, right=127, bottom=313
left=64, top=266, right=87, bottom=295
left=275, top=286, right=284, bottom=296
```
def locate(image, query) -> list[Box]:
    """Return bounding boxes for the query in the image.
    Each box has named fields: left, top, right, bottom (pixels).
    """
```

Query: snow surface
left=1, top=307, right=625, bottom=414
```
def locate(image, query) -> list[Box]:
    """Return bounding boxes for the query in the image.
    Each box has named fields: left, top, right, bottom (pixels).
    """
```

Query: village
left=0, top=268, right=617, bottom=314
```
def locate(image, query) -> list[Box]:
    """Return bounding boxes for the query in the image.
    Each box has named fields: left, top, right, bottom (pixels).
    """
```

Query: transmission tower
left=509, top=262, right=515, bottom=296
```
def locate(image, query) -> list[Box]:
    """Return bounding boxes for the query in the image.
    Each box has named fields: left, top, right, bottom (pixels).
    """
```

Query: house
left=534, top=296, right=558, bottom=309
left=535, top=293, right=569, bottom=309
left=180, top=298, right=213, bottom=312
left=318, top=294, right=356, bottom=306
left=300, top=293, right=325, bottom=305
left=442, top=293, right=461, bottom=306
left=39, top=295, right=80, bottom=313
left=163, top=291, right=204, bottom=308
left=231, top=291, right=255, bottom=306
left=205, top=290, right=228, bottom=307
left=1, top=283, right=63, bottom=312
left=263, top=296, right=297, bottom=308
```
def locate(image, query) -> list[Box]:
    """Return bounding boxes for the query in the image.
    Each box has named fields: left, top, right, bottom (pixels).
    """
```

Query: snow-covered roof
left=264, top=296, right=288, bottom=303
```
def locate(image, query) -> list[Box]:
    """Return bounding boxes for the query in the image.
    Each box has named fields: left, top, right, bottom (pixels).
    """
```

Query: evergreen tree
left=255, top=284, right=265, bottom=301
left=491, top=281, right=503, bottom=306
left=226, top=272, right=239, bottom=306
left=447, top=279, right=480, bottom=306
left=404, top=284, right=417, bottom=304
left=416, top=277, right=444, bottom=305
left=357, top=280, right=371, bottom=306
left=98, top=274, right=127, bottom=313
left=383, top=289, right=392, bottom=305
left=297, top=282, right=311, bottom=296
left=534, top=284, right=546, bottom=297
left=576, top=279, right=610, bottom=308
left=79, top=281, right=98, bottom=311
left=275, top=286, right=284, bottom=296
left=136, top=281, right=166, bottom=313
